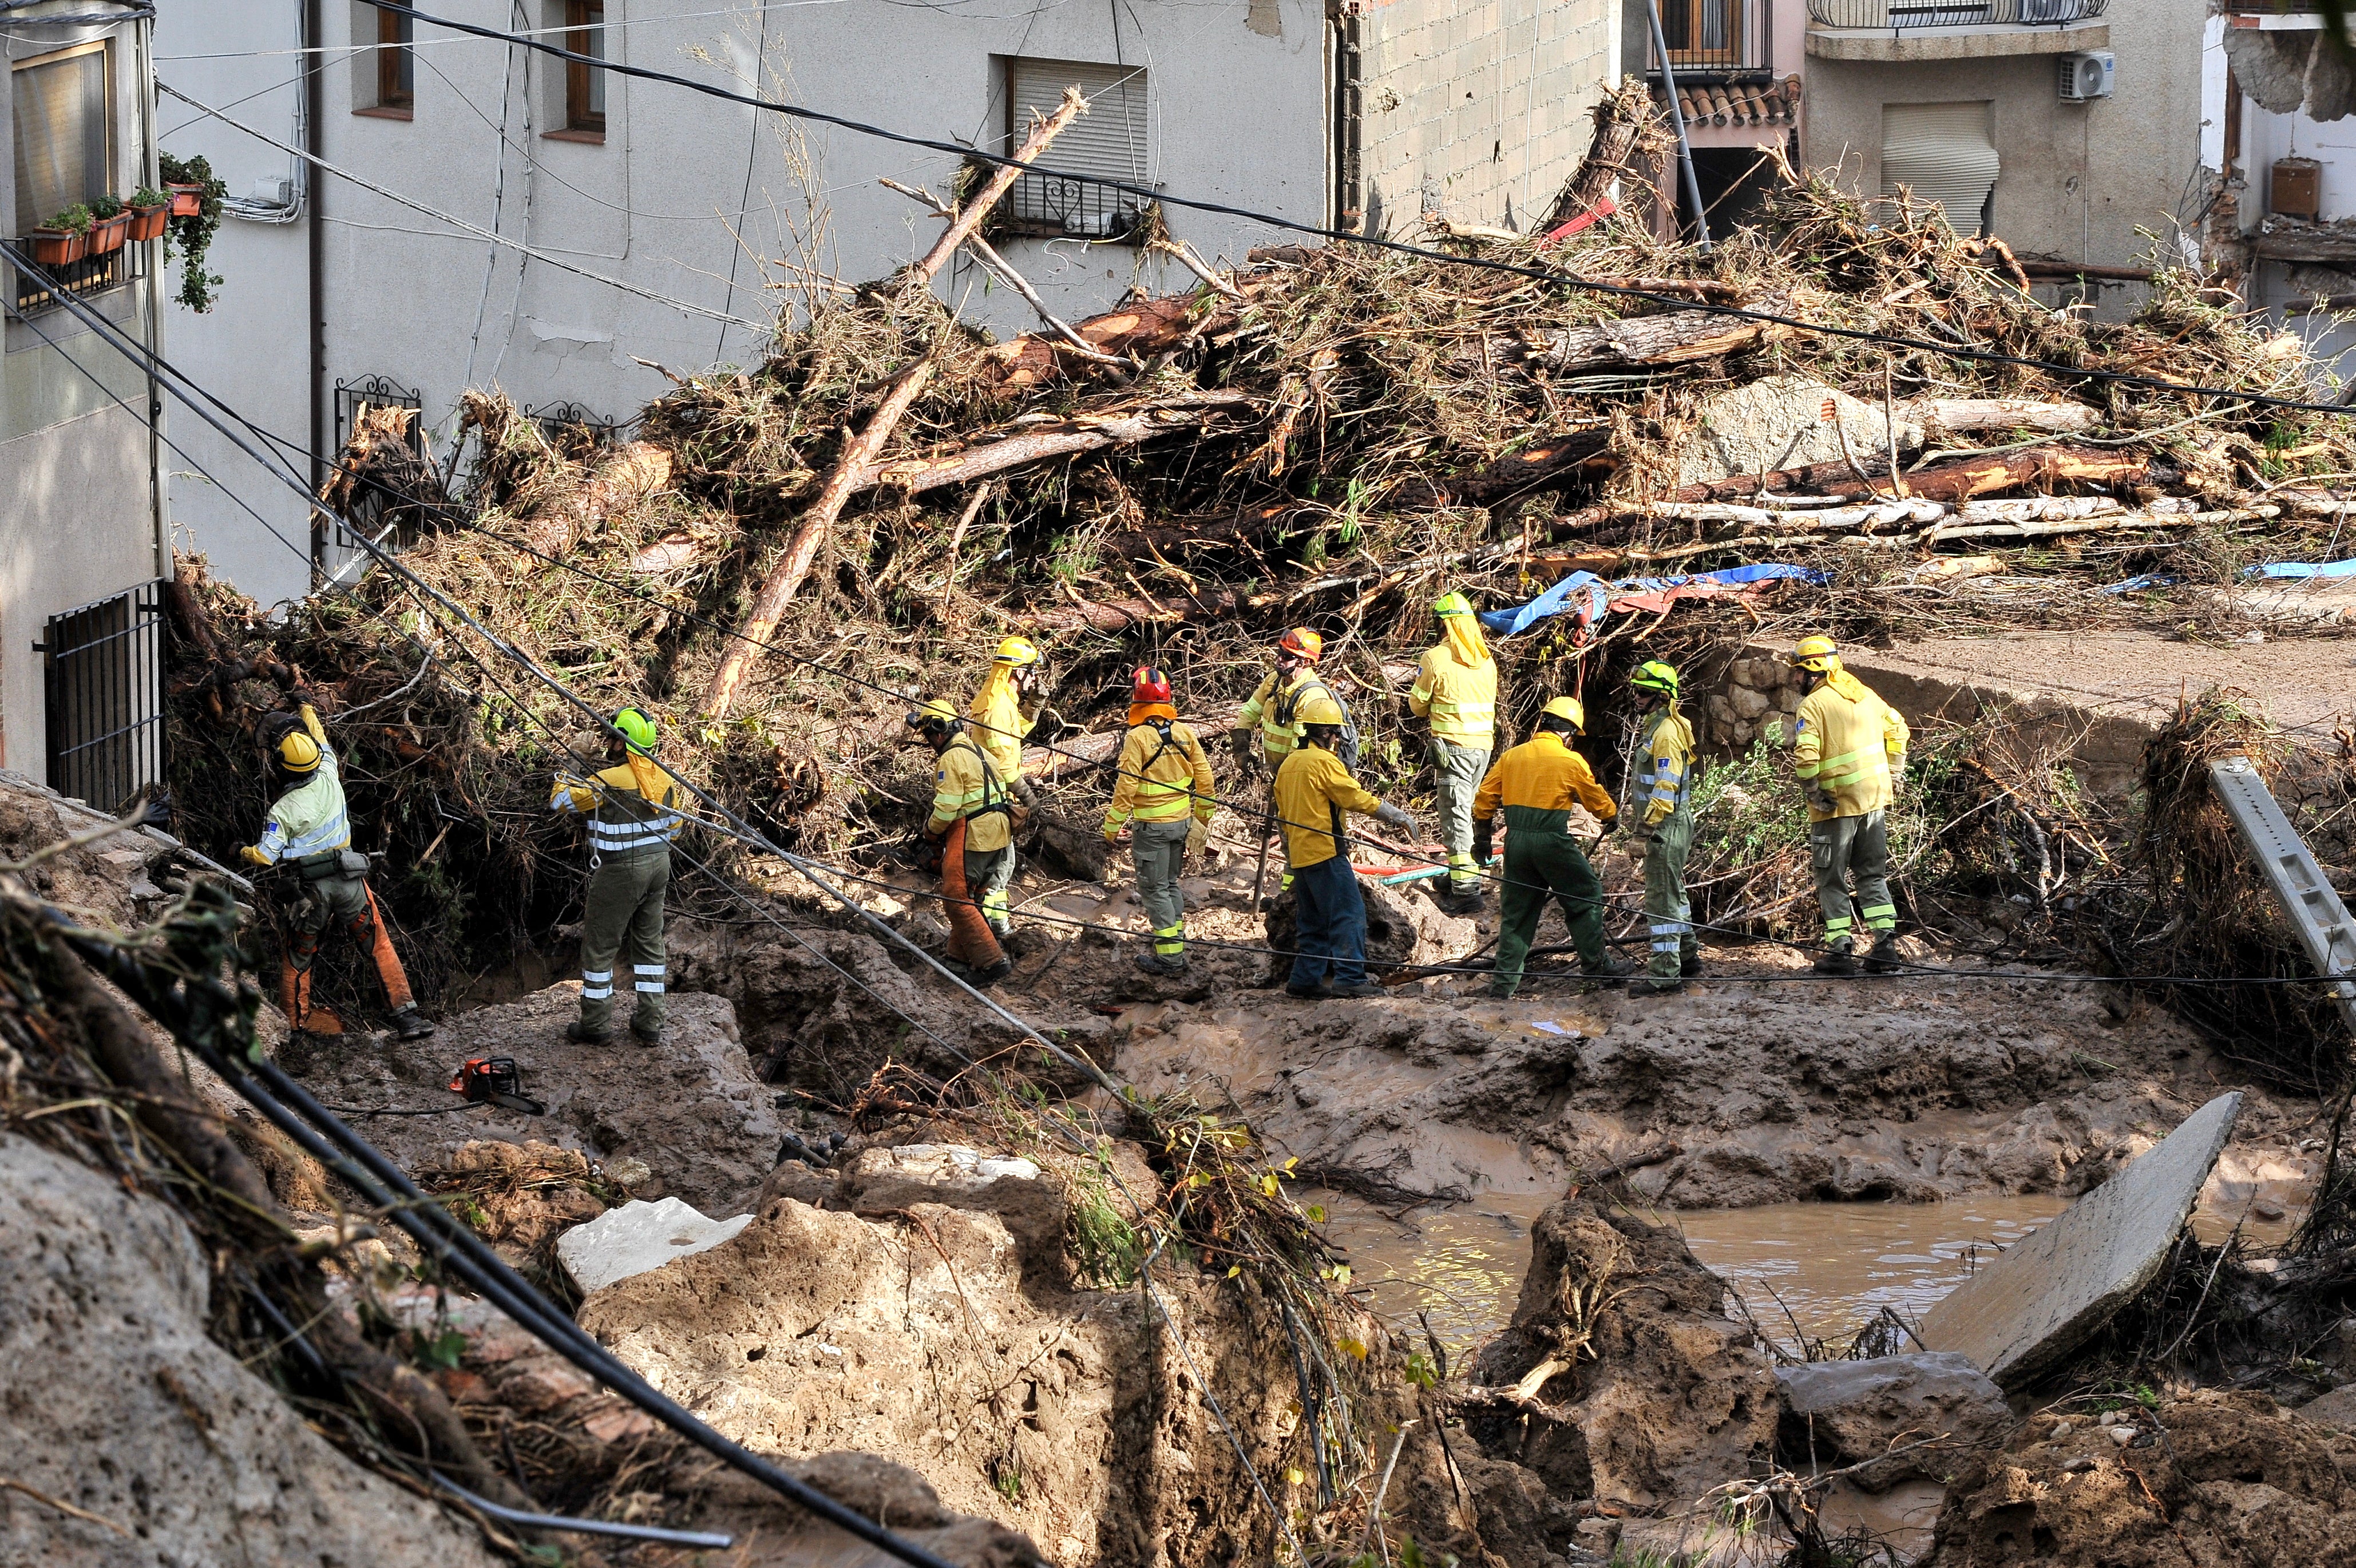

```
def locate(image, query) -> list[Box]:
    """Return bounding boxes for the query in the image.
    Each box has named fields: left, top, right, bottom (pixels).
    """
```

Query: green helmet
left=612, top=707, right=659, bottom=754
left=1630, top=660, right=1680, bottom=699
left=1432, top=590, right=1475, bottom=619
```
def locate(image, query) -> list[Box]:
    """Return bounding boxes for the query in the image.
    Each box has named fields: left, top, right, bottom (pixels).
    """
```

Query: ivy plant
left=157, top=151, right=228, bottom=312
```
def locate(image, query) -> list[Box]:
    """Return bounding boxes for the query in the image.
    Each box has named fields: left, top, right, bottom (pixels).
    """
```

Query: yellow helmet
left=1295, top=691, right=1346, bottom=727
left=993, top=636, right=1042, bottom=668
left=1790, top=636, right=1840, bottom=674
left=905, top=697, right=961, bottom=735
left=276, top=729, right=322, bottom=774
left=1540, top=696, right=1585, bottom=733
left=1432, top=590, right=1475, bottom=619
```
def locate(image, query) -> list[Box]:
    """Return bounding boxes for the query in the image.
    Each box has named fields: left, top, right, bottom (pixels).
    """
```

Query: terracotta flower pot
left=29, top=226, right=89, bottom=266
left=86, top=212, right=130, bottom=255
left=168, top=184, right=203, bottom=217
left=128, top=203, right=169, bottom=241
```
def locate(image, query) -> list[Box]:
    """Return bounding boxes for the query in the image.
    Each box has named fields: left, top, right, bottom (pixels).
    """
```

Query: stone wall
left=1705, top=651, right=1805, bottom=752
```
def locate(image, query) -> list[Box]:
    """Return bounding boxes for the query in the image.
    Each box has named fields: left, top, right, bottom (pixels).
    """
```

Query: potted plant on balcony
left=157, top=152, right=228, bottom=311
left=30, top=204, right=92, bottom=266
left=86, top=193, right=130, bottom=255
left=127, top=186, right=171, bottom=242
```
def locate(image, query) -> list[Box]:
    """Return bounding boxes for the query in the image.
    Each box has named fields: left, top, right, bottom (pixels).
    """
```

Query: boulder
left=2295, top=1385, right=2356, bottom=1434
left=1677, top=374, right=1921, bottom=488
left=1775, top=1351, right=2010, bottom=1491
left=556, top=1195, right=754, bottom=1294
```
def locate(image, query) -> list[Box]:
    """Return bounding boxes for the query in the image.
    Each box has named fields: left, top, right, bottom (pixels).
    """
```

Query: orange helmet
left=1277, top=628, right=1323, bottom=663
left=1131, top=665, right=1173, bottom=704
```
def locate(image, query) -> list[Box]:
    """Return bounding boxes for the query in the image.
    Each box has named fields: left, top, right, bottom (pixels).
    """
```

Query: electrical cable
left=353, top=0, right=2356, bottom=419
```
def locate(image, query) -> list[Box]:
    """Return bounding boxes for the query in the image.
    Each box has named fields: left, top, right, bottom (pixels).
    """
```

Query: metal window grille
left=8, top=237, right=146, bottom=320
left=41, top=581, right=166, bottom=813
left=993, top=57, right=1152, bottom=243
left=328, top=374, right=427, bottom=563
left=526, top=400, right=625, bottom=450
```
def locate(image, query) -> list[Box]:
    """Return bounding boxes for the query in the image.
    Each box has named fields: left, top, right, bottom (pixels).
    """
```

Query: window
left=1657, top=0, right=1744, bottom=70
left=355, top=3, right=414, bottom=117
left=995, top=57, right=1149, bottom=241
left=565, top=2, right=606, bottom=136
left=1881, top=101, right=1998, bottom=236
left=13, top=41, right=111, bottom=233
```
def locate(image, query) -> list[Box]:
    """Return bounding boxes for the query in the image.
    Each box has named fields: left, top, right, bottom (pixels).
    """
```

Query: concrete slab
left=1918, top=1092, right=2242, bottom=1389
left=556, top=1197, right=752, bottom=1296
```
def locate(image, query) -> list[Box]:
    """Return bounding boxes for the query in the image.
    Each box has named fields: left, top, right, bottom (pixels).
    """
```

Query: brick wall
left=1356, top=0, right=1616, bottom=235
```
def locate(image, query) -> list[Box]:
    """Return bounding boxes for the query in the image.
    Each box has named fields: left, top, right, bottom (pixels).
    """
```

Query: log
left=1424, top=430, right=1617, bottom=505
left=1819, top=446, right=2147, bottom=503
left=900, top=89, right=1086, bottom=299
left=702, top=359, right=937, bottom=719
left=519, top=440, right=672, bottom=559
left=852, top=390, right=1257, bottom=497
left=1542, top=81, right=1668, bottom=234
left=1903, top=398, right=2102, bottom=442
left=979, top=295, right=1240, bottom=393
left=1477, top=302, right=1798, bottom=376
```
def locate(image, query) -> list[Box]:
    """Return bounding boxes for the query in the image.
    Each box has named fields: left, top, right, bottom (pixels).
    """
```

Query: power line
left=358, top=0, right=2356, bottom=420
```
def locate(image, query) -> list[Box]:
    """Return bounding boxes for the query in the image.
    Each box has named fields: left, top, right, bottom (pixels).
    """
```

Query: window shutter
left=1005, top=58, right=1147, bottom=188
left=1881, top=102, right=1998, bottom=234
left=12, top=46, right=109, bottom=229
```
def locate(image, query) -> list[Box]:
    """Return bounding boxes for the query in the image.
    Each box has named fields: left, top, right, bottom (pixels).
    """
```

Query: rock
left=0, top=1133, right=501, bottom=1567
left=1775, top=1351, right=2010, bottom=1491
left=2108, top=1425, right=2138, bottom=1446
left=1677, top=374, right=1922, bottom=488
left=1918, top=1092, right=2242, bottom=1389
left=286, top=985, right=779, bottom=1213
left=837, top=1141, right=1068, bottom=1276
left=847, top=1142, right=1043, bottom=1191
left=2295, top=1385, right=2356, bottom=1434
left=556, top=1195, right=755, bottom=1294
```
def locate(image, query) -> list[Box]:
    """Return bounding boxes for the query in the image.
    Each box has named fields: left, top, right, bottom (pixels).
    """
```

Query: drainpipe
left=137, top=10, right=168, bottom=580
left=304, top=0, right=326, bottom=588
left=1643, top=0, right=1710, bottom=248
left=1332, top=2, right=1364, bottom=233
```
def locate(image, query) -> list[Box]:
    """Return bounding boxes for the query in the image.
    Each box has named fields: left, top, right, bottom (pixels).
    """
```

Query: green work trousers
left=1641, top=807, right=1698, bottom=979
left=1131, top=817, right=1191, bottom=960
left=1809, top=809, right=1894, bottom=952
left=969, top=844, right=1016, bottom=937
left=1431, top=736, right=1491, bottom=894
left=1490, top=811, right=1609, bottom=999
left=580, top=852, right=669, bottom=1038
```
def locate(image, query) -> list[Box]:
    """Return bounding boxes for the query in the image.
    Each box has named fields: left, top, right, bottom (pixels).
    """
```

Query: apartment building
left=3, top=0, right=171, bottom=803
left=152, top=0, right=1618, bottom=610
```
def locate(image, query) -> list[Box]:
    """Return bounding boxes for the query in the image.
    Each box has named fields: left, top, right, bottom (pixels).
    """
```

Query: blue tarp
left=1477, top=562, right=1826, bottom=638
left=2247, top=560, right=2356, bottom=580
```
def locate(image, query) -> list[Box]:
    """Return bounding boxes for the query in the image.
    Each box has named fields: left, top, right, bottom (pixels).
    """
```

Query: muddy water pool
left=1318, top=1189, right=2295, bottom=1360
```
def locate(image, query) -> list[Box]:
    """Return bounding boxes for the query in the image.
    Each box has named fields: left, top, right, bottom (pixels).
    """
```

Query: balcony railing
left=1808, top=0, right=2104, bottom=26
left=992, top=173, right=1150, bottom=244
left=8, top=237, right=146, bottom=320
left=1650, top=0, right=1775, bottom=77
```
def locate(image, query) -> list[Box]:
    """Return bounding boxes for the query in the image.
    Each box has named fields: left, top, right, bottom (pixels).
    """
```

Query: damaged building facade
left=151, top=0, right=1616, bottom=612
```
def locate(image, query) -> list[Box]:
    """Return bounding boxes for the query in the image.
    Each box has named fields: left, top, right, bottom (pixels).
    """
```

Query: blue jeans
left=1288, top=854, right=1367, bottom=988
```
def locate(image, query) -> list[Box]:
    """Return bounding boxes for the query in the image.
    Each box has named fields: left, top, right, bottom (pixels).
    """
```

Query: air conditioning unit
left=2058, top=50, right=2115, bottom=102
left=249, top=175, right=294, bottom=205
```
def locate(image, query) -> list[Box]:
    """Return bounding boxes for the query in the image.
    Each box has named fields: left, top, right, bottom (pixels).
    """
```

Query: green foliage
left=1066, top=1151, right=1142, bottom=1287
left=407, top=1327, right=468, bottom=1371
left=88, top=192, right=122, bottom=220
left=158, top=151, right=228, bottom=311
left=129, top=185, right=167, bottom=209
left=45, top=203, right=92, bottom=234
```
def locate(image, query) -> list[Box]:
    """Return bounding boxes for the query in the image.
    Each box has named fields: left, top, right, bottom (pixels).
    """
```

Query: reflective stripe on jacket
left=1472, top=732, right=1617, bottom=831
left=254, top=707, right=349, bottom=865
left=1105, top=719, right=1214, bottom=830
left=1637, top=707, right=1696, bottom=826
left=1409, top=644, right=1498, bottom=747
left=1237, top=669, right=1328, bottom=762
left=928, top=737, right=1013, bottom=854
left=1273, top=743, right=1384, bottom=870
left=967, top=671, right=1034, bottom=782
left=1793, top=679, right=1909, bottom=821
left=551, top=763, right=682, bottom=861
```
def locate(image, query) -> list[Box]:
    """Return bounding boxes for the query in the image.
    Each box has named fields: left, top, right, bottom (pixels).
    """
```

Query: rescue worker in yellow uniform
left=1470, top=697, right=1634, bottom=999
left=549, top=708, right=682, bottom=1044
left=1102, top=666, right=1215, bottom=977
left=908, top=698, right=1017, bottom=985
left=964, top=636, right=1046, bottom=935
left=1789, top=636, right=1910, bottom=975
left=1273, top=692, right=1417, bottom=1000
left=1628, top=660, right=1700, bottom=995
left=1409, top=591, right=1498, bottom=913
left=243, top=697, right=434, bottom=1040
left=1233, top=628, right=1340, bottom=893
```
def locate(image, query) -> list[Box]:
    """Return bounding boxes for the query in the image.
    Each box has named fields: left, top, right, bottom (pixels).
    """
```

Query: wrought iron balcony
left=1808, top=0, right=2105, bottom=26
left=8, top=237, right=145, bottom=320
left=1649, top=0, right=1775, bottom=77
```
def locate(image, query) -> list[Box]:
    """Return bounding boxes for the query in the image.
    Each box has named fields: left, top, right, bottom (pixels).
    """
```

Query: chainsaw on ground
left=448, top=1056, right=547, bottom=1116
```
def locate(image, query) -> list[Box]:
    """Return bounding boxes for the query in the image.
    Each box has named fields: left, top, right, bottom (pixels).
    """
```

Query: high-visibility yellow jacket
left=1472, top=732, right=1617, bottom=832
left=1409, top=643, right=1497, bottom=748
left=1237, top=668, right=1332, bottom=763
left=550, top=757, right=683, bottom=865
left=252, top=706, right=350, bottom=866
left=967, top=672, right=1034, bottom=782
left=1793, top=676, right=1908, bottom=821
left=1104, top=718, right=1215, bottom=830
left=927, top=736, right=1014, bottom=853
left=1273, top=742, right=1385, bottom=870
left=1636, top=707, right=1696, bottom=827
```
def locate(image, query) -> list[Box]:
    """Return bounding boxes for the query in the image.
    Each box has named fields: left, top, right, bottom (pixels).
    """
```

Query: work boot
left=1329, top=979, right=1386, bottom=999
left=1486, top=985, right=1518, bottom=1001
left=389, top=1006, right=435, bottom=1041
left=631, top=1024, right=666, bottom=1048
left=973, top=958, right=1015, bottom=987
left=1440, top=885, right=1486, bottom=916
left=1633, top=974, right=1686, bottom=996
left=1863, top=935, right=1905, bottom=974
left=1284, top=981, right=1332, bottom=1001
left=1813, top=944, right=1860, bottom=976
left=1134, top=952, right=1185, bottom=978
left=1579, top=955, right=1636, bottom=989
left=1680, top=952, right=1704, bottom=978
left=565, top=1020, right=612, bottom=1046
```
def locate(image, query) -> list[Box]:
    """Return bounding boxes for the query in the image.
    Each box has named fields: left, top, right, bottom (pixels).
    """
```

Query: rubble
left=1774, top=1352, right=2010, bottom=1491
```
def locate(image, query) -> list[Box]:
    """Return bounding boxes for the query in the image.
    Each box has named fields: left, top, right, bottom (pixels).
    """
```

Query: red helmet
left=1131, top=665, right=1173, bottom=704
left=1277, top=627, right=1324, bottom=663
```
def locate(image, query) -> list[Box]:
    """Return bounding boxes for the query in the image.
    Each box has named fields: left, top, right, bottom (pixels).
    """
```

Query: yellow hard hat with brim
left=1790, top=635, right=1840, bottom=673
left=1541, top=696, right=1585, bottom=732
left=906, top=698, right=961, bottom=732
left=276, top=730, right=322, bottom=774
left=1295, top=692, right=1346, bottom=727
left=993, top=636, right=1042, bottom=668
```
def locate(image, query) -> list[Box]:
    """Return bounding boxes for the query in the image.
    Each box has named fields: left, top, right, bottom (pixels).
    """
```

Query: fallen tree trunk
left=520, top=441, right=673, bottom=559
left=1820, top=445, right=2148, bottom=502
left=979, top=295, right=1241, bottom=393
left=1542, top=81, right=1669, bottom=233
left=853, top=390, right=1258, bottom=496
left=1480, top=303, right=1799, bottom=375
left=1902, top=398, right=2102, bottom=442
